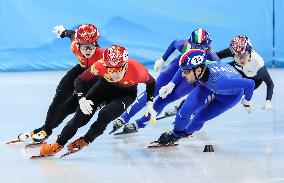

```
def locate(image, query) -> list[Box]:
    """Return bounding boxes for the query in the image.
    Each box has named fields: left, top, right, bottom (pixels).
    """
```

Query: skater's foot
left=18, top=131, right=34, bottom=142
left=67, top=137, right=89, bottom=153
left=122, top=122, right=139, bottom=134
left=32, top=130, right=49, bottom=143
left=110, top=117, right=127, bottom=134
left=40, top=142, right=63, bottom=156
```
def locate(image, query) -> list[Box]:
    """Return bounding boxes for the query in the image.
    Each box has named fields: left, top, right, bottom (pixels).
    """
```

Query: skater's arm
left=74, top=67, right=99, bottom=98
left=145, top=74, right=156, bottom=101
left=61, top=30, right=75, bottom=39
left=170, top=69, right=183, bottom=85
left=206, top=50, right=220, bottom=61
left=162, top=39, right=185, bottom=61
left=257, top=66, right=274, bottom=100
left=216, top=47, right=234, bottom=59
left=53, top=25, right=75, bottom=41
left=216, top=77, right=255, bottom=101
left=74, top=78, right=87, bottom=99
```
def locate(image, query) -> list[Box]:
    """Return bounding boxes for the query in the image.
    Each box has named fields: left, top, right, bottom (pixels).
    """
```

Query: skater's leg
left=30, top=95, right=79, bottom=143
left=174, top=85, right=212, bottom=131
left=41, top=77, right=100, bottom=134
left=33, top=65, right=83, bottom=134
left=56, top=79, right=109, bottom=146
left=42, top=94, right=78, bottom=134
left=135, top=79, right=194, bottom=128
left=84, top=95, right=136, bottom=143
left=39, top=107, right=94, bottom=157
left=33, top=78, right=100, bottom=143
left=44, top=65, right=83, bottom=127
left=18, top=65, right=83, bottom=142
left=56, top=108, right=93, bottom=146
left=185, top=92, right=243, bottom=134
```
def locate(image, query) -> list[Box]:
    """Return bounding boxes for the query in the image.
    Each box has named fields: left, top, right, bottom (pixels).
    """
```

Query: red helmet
left=75, top=24, right=99, bottom=44
left=104, top=45, right=128, bottom=67
left=230, top=35, right=252, bottom=55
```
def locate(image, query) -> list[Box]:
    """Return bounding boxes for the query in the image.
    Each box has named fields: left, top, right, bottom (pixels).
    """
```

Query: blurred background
left=0, top=0, right=283, bottom=71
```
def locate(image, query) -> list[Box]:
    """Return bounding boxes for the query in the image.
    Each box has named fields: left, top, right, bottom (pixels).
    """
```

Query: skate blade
left=109, top=129, right=116, bottom=134
left=60, top=151, right=76, bottom=158
left=147, top=141, right=178, bottom=148
left=156, top=115, right=170, bottom=121
left=6, top=139, right=23, bottom=144
left=156, top=112, right=176, bottom=121
left=114, top=131, right=125, bottom=136
left=25, top=141, right=47, bottom=149
left=186, top=134, right=193, bottom=138
left=114, top=130, right=138, bottom=136
left=30, top=154, right=54, bottom=159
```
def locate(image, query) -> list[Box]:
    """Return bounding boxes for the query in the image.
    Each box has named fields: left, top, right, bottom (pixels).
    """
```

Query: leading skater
left=15, top=24, right=104, bottom=144
left=151, top=49, right=255, bottom=146
left=38, top=45, right=156, bottom=157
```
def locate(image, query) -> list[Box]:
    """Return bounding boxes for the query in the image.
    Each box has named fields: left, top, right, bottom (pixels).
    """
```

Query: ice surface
left=0, top=69, right=283, bottom=183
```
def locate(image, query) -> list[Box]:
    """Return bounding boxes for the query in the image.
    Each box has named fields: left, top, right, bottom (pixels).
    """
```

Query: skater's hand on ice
left=154, top=57, right=165, bottom=73
left=159, top=82, right=175, bottom=99
left=262, top=100, right=273, bottom=110
left=145, top=101, right=157, bottom=124
left=79, top=97, right=94, bottom=115
left=52, top=25, right=65, bottom=38
left=241, top=98, right=252, bottom=113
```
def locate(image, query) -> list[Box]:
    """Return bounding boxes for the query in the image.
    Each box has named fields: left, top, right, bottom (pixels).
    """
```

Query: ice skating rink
left=0, top=69, right=283, bottom=183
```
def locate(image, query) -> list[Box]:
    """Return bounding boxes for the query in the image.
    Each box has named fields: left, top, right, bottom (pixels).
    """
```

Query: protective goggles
left=234, top=51, right=250, bottom=59
left=191, top=44, right=208, bottom=51
left=80, top=44, right=96, bottom=51
left=106, top=65, right=125, bottom=73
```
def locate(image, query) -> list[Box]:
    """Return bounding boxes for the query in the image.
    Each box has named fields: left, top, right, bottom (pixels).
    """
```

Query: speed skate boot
left=6, top=131, right=34, bottom=144
left=67, top=137, right=89, bottom=153
left=24, top=130, right=50, bottom=148
left=122, top=122, right=139, bottom=134
left=30, top=142, right=63, bottom=159
left=113, top=122, right=139, bottom=135
left=18, top=131, right=34, bottom=142
left=164, top=99, right=185, bottom=117
left=164, top=106, right=179, bottom=117
left=32, top=130, right=50, bottom=143
left=109, top=117, right=127, bottom=134
left=148, top=132, right=179, bottom=148
left=40, top=142, right=63, bottom=156
left=61, top=137, right=89, bottom=158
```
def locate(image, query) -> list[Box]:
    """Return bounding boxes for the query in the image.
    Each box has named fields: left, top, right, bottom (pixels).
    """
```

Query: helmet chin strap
left=193, top=69, right=198, bottom=81
left=193, top=66, right=203, bottom=80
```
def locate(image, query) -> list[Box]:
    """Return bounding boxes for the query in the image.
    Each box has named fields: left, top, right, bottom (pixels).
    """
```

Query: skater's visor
left=106, top=66, right=124, bottom=73
left=191, top=44, right=208, bottom=51
left=80, top=44, right=96, bottom=51
left=234, top=51, right=249, bottom=59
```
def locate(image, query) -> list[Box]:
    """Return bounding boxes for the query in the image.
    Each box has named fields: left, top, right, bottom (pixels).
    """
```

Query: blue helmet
left=179, top=49, right=207, bottom=71
left=188, top=28, right=212, bottom=49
